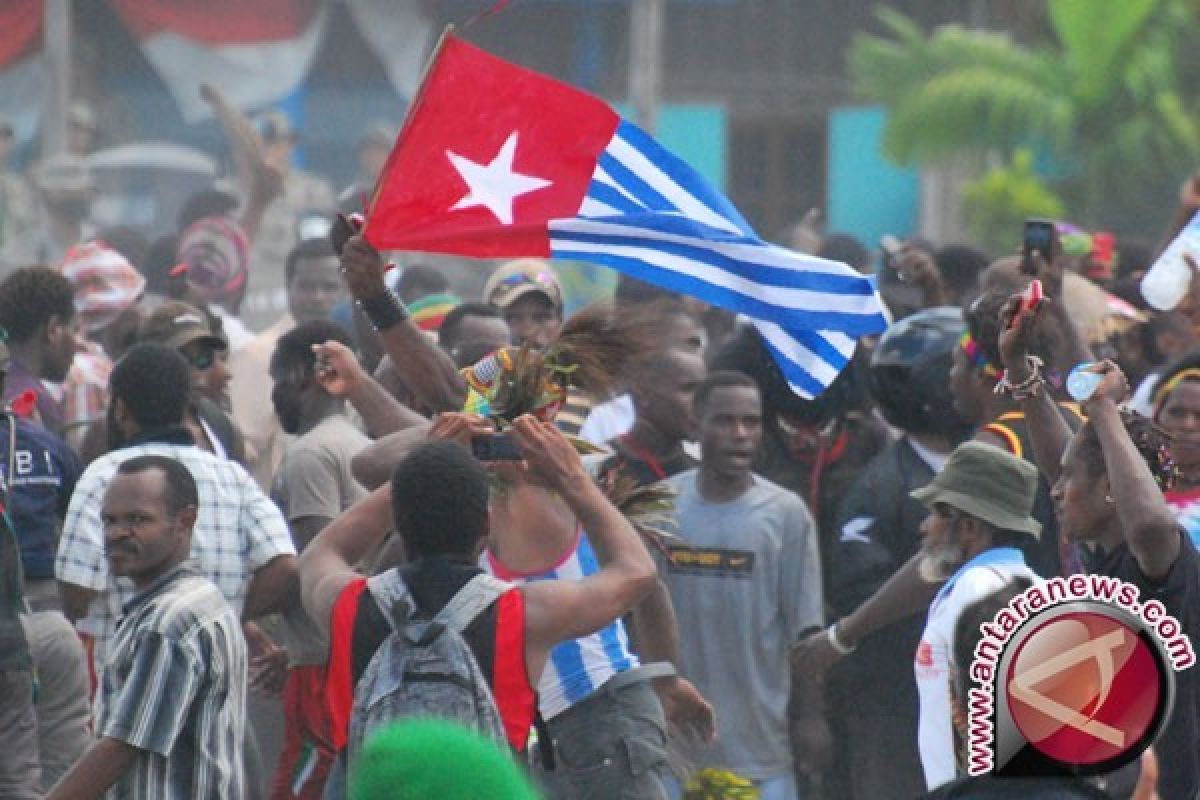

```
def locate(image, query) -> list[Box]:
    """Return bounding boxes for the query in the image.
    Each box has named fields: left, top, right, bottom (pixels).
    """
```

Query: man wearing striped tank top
left=485, top=477, right=681, bottom=799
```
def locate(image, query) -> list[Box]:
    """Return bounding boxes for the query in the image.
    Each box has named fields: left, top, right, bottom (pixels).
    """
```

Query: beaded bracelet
left=994, top=355, right=1045, bottom=401
left=357, top=289, right=409, bottom=331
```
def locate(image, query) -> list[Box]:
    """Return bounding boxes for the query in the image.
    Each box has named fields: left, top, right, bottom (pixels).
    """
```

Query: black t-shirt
left=1093, top=532, right=1200, bottom=800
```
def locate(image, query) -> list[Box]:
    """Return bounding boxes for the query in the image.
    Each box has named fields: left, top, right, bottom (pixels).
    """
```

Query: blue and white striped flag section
left=365, top=35, right=888, bottom=397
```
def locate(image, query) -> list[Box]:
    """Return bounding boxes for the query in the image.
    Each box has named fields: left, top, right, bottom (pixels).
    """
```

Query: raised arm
left=338, top=233, right=466, bottom=412
left=1083, top=364, right=1180, bottom=580
left=514, top=417, right=657, bottom=674
left=352, top=424, right=433, bottom=489
left=298, top=485, right=394, bottom=637
left=997, top=283, right=1076, bottom=486
left=312, top=339, right=425, bottom=437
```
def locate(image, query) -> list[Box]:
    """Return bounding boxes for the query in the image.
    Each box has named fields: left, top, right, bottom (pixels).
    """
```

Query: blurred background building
left=0, top=0, right=1022, bottom=249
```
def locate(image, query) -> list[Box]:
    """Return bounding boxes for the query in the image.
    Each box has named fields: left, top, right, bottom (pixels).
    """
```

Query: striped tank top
left=483, top=528, right=639, bottom=718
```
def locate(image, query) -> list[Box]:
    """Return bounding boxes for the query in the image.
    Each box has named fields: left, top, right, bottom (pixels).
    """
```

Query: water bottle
left=1141, top=211, right=1200, bottom=310
left=1141, top=253, right=1193, bottom=310
left=1066, top=363, right=1104, bottom=403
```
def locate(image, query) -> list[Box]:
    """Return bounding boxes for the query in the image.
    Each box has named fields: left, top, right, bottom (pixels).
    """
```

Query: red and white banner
left=0, top=1, right=435, bottom=129
left=0, top=0, right=46, bottom=142
left=109, top=0, right=328, bottom=123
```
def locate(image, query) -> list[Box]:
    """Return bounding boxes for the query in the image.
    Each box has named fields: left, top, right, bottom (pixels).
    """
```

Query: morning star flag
left=364, top=35, right=887, bottom=397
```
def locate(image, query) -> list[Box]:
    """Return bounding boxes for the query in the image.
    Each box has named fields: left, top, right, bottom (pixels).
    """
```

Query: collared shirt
left=99, top=562, right=246, bottom=800
left=56, top=430, right=294, bottom=679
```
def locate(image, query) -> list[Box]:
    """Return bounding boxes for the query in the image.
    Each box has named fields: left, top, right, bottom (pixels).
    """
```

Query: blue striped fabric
left=548, top=119, right=887, bottom=398
left=484, top=531, right=638, bottom=717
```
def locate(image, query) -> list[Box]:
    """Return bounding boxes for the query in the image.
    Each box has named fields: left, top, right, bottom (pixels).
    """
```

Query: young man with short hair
left=230, top=237, right=345, bottom=488
left=663, top=371, right=827, bottom=800
left=299, top=416, right=658, bottom=793
left=47, top=455, right=247, bottom=800
left=267, top=319, right=369, bottom=800
left=0, top=266, right=84, bottom=434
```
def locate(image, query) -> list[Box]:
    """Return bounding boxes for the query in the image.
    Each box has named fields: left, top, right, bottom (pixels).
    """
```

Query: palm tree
left=849, top=0, right=1200, bottom=230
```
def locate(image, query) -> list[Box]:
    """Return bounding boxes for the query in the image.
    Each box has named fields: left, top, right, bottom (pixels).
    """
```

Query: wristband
left=827, top=622, right=856, bottom=656
left=357, top=289, right=409, bottom=331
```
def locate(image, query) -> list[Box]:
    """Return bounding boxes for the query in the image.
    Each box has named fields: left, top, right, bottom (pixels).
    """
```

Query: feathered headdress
left=461, top=303, right=658, bottom=442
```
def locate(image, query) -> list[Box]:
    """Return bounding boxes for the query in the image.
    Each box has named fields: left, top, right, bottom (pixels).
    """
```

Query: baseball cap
left=911, top=441, right=1042, bottom=538
left=482, top=259, right=563, bottom=311
left=141, top=302, right=227, bottom=353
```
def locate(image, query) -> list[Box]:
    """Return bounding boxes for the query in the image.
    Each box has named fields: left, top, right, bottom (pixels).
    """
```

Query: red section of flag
left=110, top=0, right=317, bottom=45
left=364, top=35, right=619, bottom=259
left=0, top=0, right=43, bottom=70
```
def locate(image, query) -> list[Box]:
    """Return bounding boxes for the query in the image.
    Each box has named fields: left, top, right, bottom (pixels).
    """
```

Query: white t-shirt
left=578, top=393, right=635, bottom=446
left=916, top=547, right=1037, bottom=790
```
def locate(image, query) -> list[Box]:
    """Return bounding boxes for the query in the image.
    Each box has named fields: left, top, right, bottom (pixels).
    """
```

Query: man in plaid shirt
left=55, top=343, right=296, bottom=689
left=47, top=455, right=247, bottom=800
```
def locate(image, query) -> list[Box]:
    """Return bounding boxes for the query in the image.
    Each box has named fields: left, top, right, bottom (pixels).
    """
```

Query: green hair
left=349, top=719, right=540, bottom=800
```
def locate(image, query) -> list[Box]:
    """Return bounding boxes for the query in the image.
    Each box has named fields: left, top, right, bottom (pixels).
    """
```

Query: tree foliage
left=849, top=0, right=1200, bottom=228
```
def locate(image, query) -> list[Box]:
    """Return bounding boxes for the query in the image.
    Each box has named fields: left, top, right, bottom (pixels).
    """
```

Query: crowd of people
left=1, top=95, right=1200, bottom=800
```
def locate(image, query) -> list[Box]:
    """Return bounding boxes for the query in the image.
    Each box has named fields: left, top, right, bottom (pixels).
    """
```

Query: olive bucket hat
left=910, top=441, right=1042, bottom=538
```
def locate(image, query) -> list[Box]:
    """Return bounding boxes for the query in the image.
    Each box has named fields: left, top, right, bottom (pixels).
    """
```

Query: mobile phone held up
left=1007, top=279, right=1044, bottom=329
left=470, top=433, right=523, bottom=461
left=1021, top=219, right=1057, bottom=275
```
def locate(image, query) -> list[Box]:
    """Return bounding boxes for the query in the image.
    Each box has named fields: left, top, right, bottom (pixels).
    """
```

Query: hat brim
left=489, top=283, right=558, bottom=310
left=910, top=485, right=1042, bottom=539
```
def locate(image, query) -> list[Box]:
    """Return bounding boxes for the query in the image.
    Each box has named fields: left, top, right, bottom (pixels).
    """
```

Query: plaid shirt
left=100, top=562, right=246, bottom=800
left=56, top=435, right=295, bottom=676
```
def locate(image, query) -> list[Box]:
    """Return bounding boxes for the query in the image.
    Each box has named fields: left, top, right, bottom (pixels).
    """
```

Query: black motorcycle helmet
left=870, top=306, right=973, bottom=438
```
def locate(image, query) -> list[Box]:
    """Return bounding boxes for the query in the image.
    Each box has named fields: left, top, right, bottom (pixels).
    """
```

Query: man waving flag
left=365, top=34, right=887, bottom=397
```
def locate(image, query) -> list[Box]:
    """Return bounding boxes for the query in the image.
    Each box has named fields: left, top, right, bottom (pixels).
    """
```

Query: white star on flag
left=446, top=132, right=552, bottom=225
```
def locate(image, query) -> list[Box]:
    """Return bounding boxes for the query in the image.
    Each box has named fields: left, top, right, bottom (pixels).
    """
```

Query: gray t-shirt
left=663, top=469, right=823, bottom=781
left=270, top=414, right=369, bottom=666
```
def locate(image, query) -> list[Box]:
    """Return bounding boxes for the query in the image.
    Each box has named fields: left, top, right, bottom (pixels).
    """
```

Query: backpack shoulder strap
left=365, top=568, right=417, bottom=631
left=434, top=573, right=513, bottom=633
